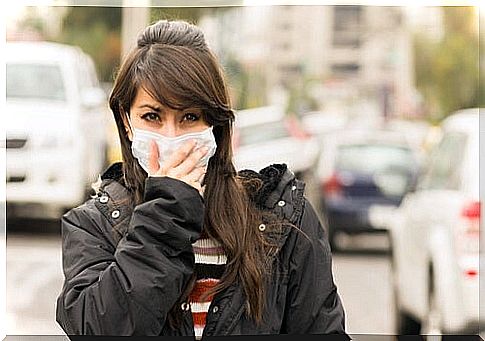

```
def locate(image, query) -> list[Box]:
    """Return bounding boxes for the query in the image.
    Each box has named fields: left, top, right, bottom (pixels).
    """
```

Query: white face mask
left=127, top=116, right=217, bottom=175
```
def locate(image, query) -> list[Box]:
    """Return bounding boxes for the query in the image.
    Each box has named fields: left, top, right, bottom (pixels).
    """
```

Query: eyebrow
left=136, top=103, right=203, bottom=114
left=137, top=103, right=162, bottom=112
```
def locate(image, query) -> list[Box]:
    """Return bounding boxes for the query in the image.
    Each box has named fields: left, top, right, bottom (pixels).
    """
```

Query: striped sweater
left=189, top=238, right=227, bottom=339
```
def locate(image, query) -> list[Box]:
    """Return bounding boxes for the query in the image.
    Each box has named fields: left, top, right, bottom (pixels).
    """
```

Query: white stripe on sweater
left=192, top=238, right=222, bottom=249
left=194, top=278, right=220, bottom=286
left=190, top=301, right=211, bottom=313
left=194, top=326, right=204, bottom=339
left=194, top=253, right=227, bottom=265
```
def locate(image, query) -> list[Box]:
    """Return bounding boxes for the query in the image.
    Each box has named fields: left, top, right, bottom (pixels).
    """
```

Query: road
left=6, top=220, right=395, bottom=336
left=6, top=219, right=64, bottom=335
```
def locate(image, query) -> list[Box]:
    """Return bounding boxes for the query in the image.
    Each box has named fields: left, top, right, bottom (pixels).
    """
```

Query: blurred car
left=233, top=106, right=321, bottom=213
left=5, top=41, right=109, bottom=218
left=316, top=129, right=420, bottom=251
left=384, top=118, right=432, bottom=164
left=299, top=110, right=348, bottom=137
left=390, top=108, right=481, bottom=335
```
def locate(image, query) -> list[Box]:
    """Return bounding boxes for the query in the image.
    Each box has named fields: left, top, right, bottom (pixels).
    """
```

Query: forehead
left=131, top=85, right=199, bottom=112
left=131, top=87, right=203, bottom=115
left=132, top=87, right=158, bottom=107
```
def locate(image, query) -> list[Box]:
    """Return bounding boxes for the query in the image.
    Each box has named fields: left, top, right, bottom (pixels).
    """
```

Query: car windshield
left=419, top=132, right=468, bottom=191
left=238, top=121, right=289, bottom=146
left=7, top=63, right=66, bottom=101
left=337, top=143, right=415, bottom=174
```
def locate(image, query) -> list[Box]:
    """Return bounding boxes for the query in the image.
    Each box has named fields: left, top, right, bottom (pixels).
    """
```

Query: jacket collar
left=101, top=162, right=125, bottom=182
left=99, top=162, right=295, bottom=209
left=237, top=164, right=295, bottom=209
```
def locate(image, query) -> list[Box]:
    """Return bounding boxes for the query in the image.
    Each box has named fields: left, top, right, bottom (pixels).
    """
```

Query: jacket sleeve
left=282, top=198, right=349, bottom=336
left=56, top=177, right=203, bottom=335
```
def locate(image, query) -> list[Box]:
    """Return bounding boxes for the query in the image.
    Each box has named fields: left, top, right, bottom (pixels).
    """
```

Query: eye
left=182, top=112, right=201, bottom=123
left=141, top=112, right=160, bottom=122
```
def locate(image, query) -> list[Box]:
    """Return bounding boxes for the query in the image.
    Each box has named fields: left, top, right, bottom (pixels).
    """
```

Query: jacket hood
left=99, top=162, right=296, bottom=209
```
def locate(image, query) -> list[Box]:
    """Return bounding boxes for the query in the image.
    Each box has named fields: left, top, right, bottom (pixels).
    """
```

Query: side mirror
left=81, top=87, right=106, bottom=109
left=408, top=159, right=429, bottom=193
left=406, top=176, right=419, bottom=193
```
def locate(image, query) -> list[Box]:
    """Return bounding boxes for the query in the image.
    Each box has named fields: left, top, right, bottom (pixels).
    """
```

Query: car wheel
left=395, top=308, right=422, bottom=335
left=391, top=247, right=422, bottom=335
left=422, top=268, right=443, bottom=336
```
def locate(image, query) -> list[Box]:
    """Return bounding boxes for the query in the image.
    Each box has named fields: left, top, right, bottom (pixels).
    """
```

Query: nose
left=159, top=121, right=178, bottom=138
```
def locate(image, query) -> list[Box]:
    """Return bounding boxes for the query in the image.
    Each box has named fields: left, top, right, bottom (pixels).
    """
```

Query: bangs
left=138, top=77, right=203, bottom=112
left=134, top=45, right=217, bottom=112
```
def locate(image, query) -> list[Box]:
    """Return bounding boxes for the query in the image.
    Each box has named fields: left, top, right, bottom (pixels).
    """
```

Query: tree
left=150, top=7, right=210, bottom=24
left=414, top=7, right=479, bottom=123
left=57, top=7, right=122, bottom=82
left=479, top=7, right=485, bottom=108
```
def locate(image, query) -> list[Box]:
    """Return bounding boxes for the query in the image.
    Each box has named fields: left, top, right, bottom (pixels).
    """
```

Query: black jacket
left=56, top=162, right=348, bottom=337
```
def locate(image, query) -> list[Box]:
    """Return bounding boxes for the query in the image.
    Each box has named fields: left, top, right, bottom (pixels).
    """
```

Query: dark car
left=316, top=129, right=420, bottom=251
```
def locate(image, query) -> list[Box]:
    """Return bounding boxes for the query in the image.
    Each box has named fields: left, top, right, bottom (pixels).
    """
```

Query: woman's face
left=126, top=87, right=210, bottom=140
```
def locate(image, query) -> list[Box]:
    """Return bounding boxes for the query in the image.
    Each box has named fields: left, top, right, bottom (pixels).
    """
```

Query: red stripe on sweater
left=189, top=279, right=220, bottom=302
left=192, top=312, right=208, bottom=327
left=192, top=245, right=225, bottom=254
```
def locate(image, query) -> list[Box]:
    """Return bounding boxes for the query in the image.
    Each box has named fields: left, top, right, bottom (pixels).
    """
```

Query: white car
left=299, top=110, right=348, bottom=137
left=233, top=106, right=321, bottom=212
left=390, top=108, right=481, bottom=335
left=5, top=41, right=109, bottom=218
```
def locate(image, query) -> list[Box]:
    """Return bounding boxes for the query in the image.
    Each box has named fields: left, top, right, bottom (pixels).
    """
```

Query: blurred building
left=200, top=5, right=423, bottom=119
left=405, top=6, right=444, bottom=42
left=6, top=6, right=68, bottom=41
left=199, top=7, right=271, bottom=65
left=267, top=5, right=417, bottom=119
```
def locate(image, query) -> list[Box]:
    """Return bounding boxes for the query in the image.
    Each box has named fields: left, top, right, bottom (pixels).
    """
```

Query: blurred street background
left=4, top=2, right=484, bottom=337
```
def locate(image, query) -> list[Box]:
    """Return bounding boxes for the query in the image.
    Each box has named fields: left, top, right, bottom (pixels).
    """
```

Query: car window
left=336, top=143, right=415, bottom=174
left=7, top=63, right=66, bottom=101
left=419, top=132, right=467, bottom=190
left=76, top=53, right=99, bottom=92
left=238, top=121, right=289, bottom=146
left=467, top=134, right=479, bottom=197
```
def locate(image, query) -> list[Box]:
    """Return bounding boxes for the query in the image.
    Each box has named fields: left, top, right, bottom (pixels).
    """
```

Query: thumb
left=148, top=139, right=160, bottom=175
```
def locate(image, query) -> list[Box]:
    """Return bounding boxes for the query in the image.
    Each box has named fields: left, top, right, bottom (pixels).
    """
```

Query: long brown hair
left=109, top=20, right=275, bottom=327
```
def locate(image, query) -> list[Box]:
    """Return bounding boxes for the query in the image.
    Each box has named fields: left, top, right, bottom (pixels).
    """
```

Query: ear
left=120, top=108, right=133, bottom=141
left=125, top=121, right=133, bottom=142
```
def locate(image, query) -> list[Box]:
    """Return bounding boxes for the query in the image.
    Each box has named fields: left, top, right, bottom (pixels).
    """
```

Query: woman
left=56, top=19, right=348, bottom=338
